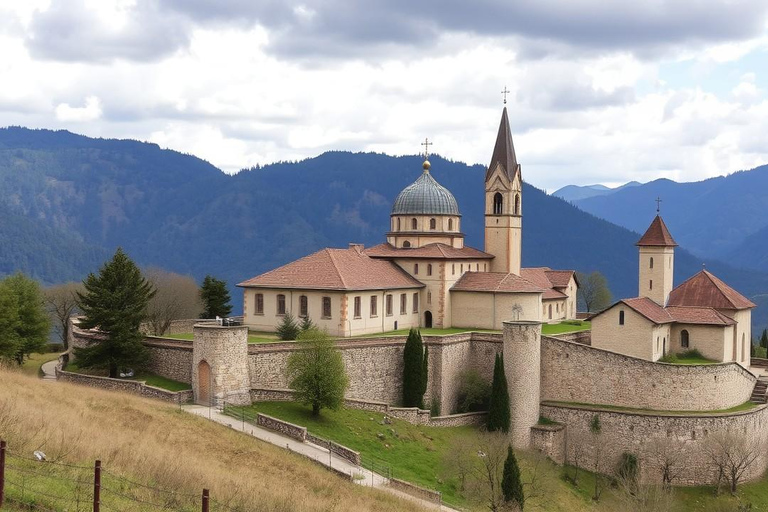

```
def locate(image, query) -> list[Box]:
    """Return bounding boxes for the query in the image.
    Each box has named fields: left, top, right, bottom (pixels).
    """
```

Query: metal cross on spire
left=501, top=86, right=510, bottom=105
left=655, top=197, right=662, bottom=214
left=421, top=137, right=433, bottom=159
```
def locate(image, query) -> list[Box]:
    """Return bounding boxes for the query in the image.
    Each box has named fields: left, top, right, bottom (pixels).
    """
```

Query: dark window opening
left=493, top=193, right=503, bottom=215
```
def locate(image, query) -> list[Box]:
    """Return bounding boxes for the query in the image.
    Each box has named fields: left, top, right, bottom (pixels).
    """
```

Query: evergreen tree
left=502, top=446, right=524, bottom=510
left=761, top=329, right=768, bottom=350
left=420, top=344, right=429, bottom=401
left=75, top=248, right=155, bottom=378
left=276, top=313, right=300, bottom=340
left=402, top=328, right=424, bottom=407
left=487, top=353, right=511, bottom=433
left=300, top=315, right=315, bottom=332
left=286, top=328, right=349, bottom=416
left=0, top=283, right=20, bottom=362
left=3, top=273, right=50, bottom=365
left=199, top=275, right=232, bottom=319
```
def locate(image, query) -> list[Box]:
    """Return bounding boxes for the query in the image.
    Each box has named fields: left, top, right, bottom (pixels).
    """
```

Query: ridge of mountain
left=553, top=181, right=641, bottom=202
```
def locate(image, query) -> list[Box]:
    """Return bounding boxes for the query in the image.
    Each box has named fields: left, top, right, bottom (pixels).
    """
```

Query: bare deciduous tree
left=442, top=435, right=476, bottom=492
left=465, top=431, right=517, bottom=511
left=566, top=431, right=587, bottom=486
left=648, top=437, right=688, bottom=489
left=44, top=282, right=83, bottom=350
left=616, top=478, right=675, bottom=512
left=144, top=268, right=203, bottom=336
left=705, top=433, right=763, bottom=495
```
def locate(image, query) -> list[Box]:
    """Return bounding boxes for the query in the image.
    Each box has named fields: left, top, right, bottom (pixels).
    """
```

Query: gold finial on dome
left=422, top=159, right=431, bottom=173
left=421, top=137, right=433, bottom=173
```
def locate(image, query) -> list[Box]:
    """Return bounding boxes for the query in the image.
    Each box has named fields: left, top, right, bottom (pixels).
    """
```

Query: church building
left=238, top=107, right=579, bottom=336
left=590, top=215, right=754, bottom=364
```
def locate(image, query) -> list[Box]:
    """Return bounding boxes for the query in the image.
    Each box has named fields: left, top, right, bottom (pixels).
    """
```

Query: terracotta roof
left=636, top=215, right=678, bottom=247
left=238, top=247, right=425, bottom=291
left=451, top=272, right=544, bottom=294
left=486, top=107, right=520, bottom=183
left=619, top=297, right=673, bottom=324
left=667, top=270, right=755, bottom=310
left=520, top=268, right=568, bottom=299
left=666, top=306, right=736, bottom=326
left=545, top=270, right=576, bottom=289
left=365, top=242, right=494, bottom=260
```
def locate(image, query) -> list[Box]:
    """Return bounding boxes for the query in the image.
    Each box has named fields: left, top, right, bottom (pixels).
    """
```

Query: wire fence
left=0, top=440, right=235, bottom=512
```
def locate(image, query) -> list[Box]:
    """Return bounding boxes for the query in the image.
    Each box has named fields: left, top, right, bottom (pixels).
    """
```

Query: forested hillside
left=1, top=127, right=766, bottom=330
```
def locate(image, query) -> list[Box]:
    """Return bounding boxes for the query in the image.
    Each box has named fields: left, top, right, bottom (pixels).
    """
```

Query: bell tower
left=636, top=211, right=677, bottom=305
left=485, top=106, right=522, bottom=275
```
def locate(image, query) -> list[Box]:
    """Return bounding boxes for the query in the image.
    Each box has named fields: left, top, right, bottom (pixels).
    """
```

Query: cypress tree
left=75, top=248, right=155, bottom=378
left=402, top=328, right=424, bottom=407
left=488, top=353, right=510, bottom=433
left=420, top=344, right=429, bottom=406
left=502, top=446, right=524, bottom=510
left=761, top=329, right=768, bottom=350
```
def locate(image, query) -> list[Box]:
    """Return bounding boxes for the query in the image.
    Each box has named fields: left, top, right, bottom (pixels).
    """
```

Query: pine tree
left=75, top=248, right=155, bottom=378
left=502, top=446, right=524, bottom=510
left=276, top=313, right=300, bottom=341
left=3, top=273, right=50, bottom=365
left=199, top=275, right=232, bottom=319
left=0, top=283, right=20, bottom=362
left=487, top=353, right=510, bottom=433
left=760, top=329, right=768, bottom=351
left=300, top=315, right=315, bottom=332
left=402, top=328, right=424, bottom=407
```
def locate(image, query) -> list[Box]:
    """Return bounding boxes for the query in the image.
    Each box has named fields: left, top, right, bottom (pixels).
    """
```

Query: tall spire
left=486, top=107, right=520, bottom=182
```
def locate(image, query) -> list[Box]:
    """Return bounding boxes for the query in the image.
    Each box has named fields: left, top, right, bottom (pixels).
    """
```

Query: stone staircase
left=750, top=377, right=768, bottom=404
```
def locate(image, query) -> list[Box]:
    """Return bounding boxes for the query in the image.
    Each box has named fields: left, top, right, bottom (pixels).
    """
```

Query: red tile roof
left=667, top=270, right=755, bottom=310
left=238, top=247, right=425, bottom=291
left=666, top=306, right=736, bottom=326
left=451, top=272, right=544, bottom=294
left=520, top=268, right=568, bottom=299
left=636, top=215, right=678, bottom=247
left=365, top=242, right=494, bottom=260
left=545, top=270, right=576, bottom=288
left=620, top=297, right=673, bottom=324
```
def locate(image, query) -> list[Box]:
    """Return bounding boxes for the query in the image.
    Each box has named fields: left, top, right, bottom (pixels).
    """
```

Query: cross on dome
left=421, top=137, right=433, bottom=159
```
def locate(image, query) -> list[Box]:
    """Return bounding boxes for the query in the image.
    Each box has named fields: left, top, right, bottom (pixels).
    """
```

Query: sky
left=1, top=1, right=767, bottom=191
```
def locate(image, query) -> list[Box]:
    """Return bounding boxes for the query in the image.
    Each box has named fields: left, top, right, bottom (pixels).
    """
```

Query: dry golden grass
left=0, top=367, right=424, bottom=512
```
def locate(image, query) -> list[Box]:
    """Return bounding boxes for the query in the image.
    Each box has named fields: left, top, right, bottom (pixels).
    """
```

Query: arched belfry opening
left=514, top=194, right=520, bottom=215
left=197, top=360, right=211, bottom=405
left=493, top=193, right=503, bottom=215
left=424, top=310, right=433, bottom=328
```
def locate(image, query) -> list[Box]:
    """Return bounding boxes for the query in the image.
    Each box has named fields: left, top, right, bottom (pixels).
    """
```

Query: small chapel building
left=590, top=215, right=754, bottom=364
left=238, top=107, right=579, bottom=336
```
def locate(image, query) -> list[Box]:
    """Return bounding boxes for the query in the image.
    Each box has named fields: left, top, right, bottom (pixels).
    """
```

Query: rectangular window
left=452, top=264, right=455, bottom=275
left=255, top=293, right=264, bottom=315
left=413, top=293, right=419, bottom=313
left=386, top=294, right=393, bottom=316
left=414, top=263, right=419, bottom=275
left=427, top=264, right=432, bottom=276
left=277, top=294, right=286, bottom=316
left=427, top=291, right=432, bottom=304
left=299, top=295, right=308, bottom=318
left=354, top=296, right=361, bottom=319
left=322, top=297, right=332, bottom=319
left=370, top=296, right=378, bottom=317
left=400, top=293, right=407, bottom=315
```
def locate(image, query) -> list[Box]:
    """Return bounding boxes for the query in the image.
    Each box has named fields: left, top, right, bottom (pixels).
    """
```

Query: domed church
left=238, top=107, right=579, bottom=336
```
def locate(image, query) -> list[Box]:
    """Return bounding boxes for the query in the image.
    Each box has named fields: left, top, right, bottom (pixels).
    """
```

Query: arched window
left=650, top=257, right=654, bottom=269
left=255, top=293, right=264, bottom=315
left=493, top=193, right=503, bottom=215
left=619, top=310, right=625, bottom=325
left=402, top=241, right=411, bottom=248
left=743, top=333, right=747, bottom=361
left=411, top=218, right=417, bottom=230
left=299, top=295, right=308, bottom=318
left=548, top=304, right=552, bottom=319
left=649, top=280, right=653, bottom=290
left=353, top=296, right=361, bottom=318
left=429, top=218, right=436, bottom=230
left=681, top=329, right=689, bottom=348
left=277, top=294, right=286, bottom=316
left=414, top=263, right=419, bottom=274
left=322, top=297, right=332, bottom=319
left=397, top=218, right=401, bottom=230
left=427, top=291, right=432, bottom=304
left=514, top=194, right=520, bottom=215
left=448, top=218, right=453, bottom=231
left=427, top=264, right=432, bottom=276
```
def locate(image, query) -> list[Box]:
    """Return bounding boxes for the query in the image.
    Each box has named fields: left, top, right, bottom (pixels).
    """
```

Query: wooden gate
left=197, top=360, right=211, bottom=405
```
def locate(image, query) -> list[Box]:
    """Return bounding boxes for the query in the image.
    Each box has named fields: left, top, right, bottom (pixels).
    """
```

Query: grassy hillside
left=0, top=367, right=423, bottom=512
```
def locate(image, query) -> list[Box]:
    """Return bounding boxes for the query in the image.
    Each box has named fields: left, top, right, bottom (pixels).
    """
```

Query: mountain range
left=1, top=127, right=766, bottom=331
left=553, top=181, right=641, bottom=202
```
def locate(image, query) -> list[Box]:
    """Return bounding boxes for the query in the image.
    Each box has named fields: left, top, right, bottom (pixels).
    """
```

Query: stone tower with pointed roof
left=637, top=215, right=678, bottom=306
left=485, top=107, right=523, bottom=275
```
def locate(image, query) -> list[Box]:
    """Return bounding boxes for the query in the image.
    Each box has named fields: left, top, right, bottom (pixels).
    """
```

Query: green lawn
left=659, top=349, right=718, bottom=365
left=541, top=320, right=591, bottom=335
left=357, top=327, right=501, bottom=337
left=162, top=331, right=279, bottom=343
left=20, top=351, right=60, bottom=377
left=65, top=361, right=191, bottom=392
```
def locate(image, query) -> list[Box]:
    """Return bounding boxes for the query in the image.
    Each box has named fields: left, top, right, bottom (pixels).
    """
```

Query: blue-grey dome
left=391, top=163, right=460, bottom=216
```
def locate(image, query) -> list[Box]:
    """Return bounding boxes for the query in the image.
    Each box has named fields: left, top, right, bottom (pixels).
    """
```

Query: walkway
left=41, top=359, right=59, bottom=380
left=183, top=405, right=456, bottom=511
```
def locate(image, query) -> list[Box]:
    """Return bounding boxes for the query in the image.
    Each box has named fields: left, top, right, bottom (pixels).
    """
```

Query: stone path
left=41, top=359, right=59, bottom=380
left=183, top=405, right=456, bottom=511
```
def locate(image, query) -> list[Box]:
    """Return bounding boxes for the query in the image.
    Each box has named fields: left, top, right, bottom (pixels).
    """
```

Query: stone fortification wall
left=256, top=413, right=307, bottom=441
left=550, top=330, right=591, bottom=345
left=143, top=339, right=193, bottom=384
left=389, top=478, right=442, bottom=505
left=306, top=433, right=361, bottom=466
left=55, top=368, right=192, bottom=404
left=504, top=321, right=542, bottom=448
left=193, top=325, right=251, bottom=405
left=530, top=423, right=566, bottom=464
left=541, top=403, right=768, bottom=486
left=541, top=336, right=755, bottom=411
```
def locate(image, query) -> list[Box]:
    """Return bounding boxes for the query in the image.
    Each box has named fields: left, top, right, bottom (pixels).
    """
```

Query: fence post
left=93, top=460, right=101, bottom=512
left=202, top=488, right=209, bottom=512
left=0, top=440, right=6, bottom=508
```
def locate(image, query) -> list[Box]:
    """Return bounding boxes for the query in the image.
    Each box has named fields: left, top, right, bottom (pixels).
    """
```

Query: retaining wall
left=389, top=478, right=442, bottom=505
left=541, top=336, right=756, bottom=411
left=530, top=423, right=566, bottom=464
left=256, top=413, right=307, bottom=442
left=55, top=368, right=192, bottom=404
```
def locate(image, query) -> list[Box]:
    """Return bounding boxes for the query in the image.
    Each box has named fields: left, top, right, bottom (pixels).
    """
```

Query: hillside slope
left=0, top=368, right=422, bottom=512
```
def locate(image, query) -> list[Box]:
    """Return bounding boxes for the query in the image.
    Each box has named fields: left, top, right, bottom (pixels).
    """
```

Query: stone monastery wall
left=541, top=336, right=755, bottom=411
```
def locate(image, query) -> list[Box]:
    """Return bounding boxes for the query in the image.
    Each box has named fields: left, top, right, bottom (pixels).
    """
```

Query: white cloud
left=55, top=96, right=103, bottom=122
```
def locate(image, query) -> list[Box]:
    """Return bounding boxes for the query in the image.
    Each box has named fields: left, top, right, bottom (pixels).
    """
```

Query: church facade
left=238, top=108, right=578, bottom=336
left=591, top=215, right=754, bottom=364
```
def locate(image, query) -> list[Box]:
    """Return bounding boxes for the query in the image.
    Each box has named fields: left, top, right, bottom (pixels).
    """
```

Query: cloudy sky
left=1, top=0, right=767, bottom=191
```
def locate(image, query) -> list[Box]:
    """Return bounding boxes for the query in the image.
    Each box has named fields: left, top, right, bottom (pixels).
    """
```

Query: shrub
left=617, top=452, right=638, bottom=485
left=276, top=313, right=300, bottom=341
left=455, top=369, right=491, bottom=413
left=502, top=446, right=524, bottom=509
